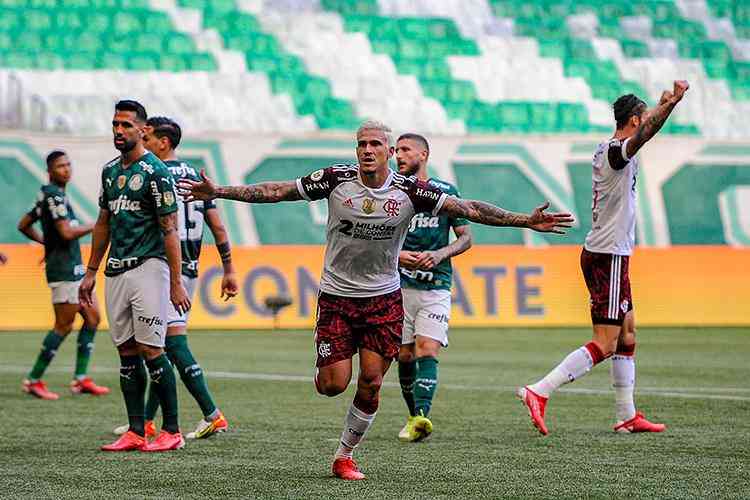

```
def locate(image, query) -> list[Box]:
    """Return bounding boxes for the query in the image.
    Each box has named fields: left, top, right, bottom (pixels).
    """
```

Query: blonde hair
left=356, top=120, right=394, bottom=146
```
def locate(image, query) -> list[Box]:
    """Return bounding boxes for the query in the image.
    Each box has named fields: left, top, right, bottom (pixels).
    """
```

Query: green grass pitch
left=1, top=328, right=748, bottom=499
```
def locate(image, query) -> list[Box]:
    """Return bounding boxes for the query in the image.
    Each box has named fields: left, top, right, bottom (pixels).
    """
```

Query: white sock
left=334, top=404, right=376, bottom=459
left=529, top=346, right=595, bottom=398
left=611, top=354, right=636, bottom=421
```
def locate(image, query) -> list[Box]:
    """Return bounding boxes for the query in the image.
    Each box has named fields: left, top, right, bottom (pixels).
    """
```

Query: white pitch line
left=2, top=365, right=749, bottom=402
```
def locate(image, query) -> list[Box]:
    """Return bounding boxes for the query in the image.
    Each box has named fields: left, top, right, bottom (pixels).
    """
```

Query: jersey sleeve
left=98, top=170, right=109, bottom=210
left=408, top=178, right=448, bottom=216
left=27, top=191, right=43, bottom=221
left=44, top=189, right=69, bottom=221
left=296, top=167, right=337, bottom=201
left=150, top=167, right=179, bottom=216
left=447, top=185, right=469, bottom=227
left=606, top=139, right=630, bottom=171
left=204, top=199, right=216, bottom=210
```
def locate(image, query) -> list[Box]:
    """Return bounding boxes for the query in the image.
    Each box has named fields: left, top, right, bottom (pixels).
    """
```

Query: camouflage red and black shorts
left=580, top=247, right=633, bottom=326
left=313, top=289, right=404, bottom=367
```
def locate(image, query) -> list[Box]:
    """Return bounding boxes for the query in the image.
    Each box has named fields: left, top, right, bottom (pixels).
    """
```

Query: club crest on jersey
left=362, top=198, right=375, bottom=215
left=310, top=169, right=325, bottom=182
left=164, top=191, right=176, bottom=206
left=117, top=175, right=127, bottom=190
left=318, top=341, right=332, bottom=358
left=128, top=174, right=143, bottom=191
left=383, top=198, right=400, bottom=217
left=343, top=198, right=354, bottom=209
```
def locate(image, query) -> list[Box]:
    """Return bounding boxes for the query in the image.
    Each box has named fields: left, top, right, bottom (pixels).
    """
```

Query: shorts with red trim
left=580, top=247, right=633, bottom=326
left=314, top=289, right=404, bottom=367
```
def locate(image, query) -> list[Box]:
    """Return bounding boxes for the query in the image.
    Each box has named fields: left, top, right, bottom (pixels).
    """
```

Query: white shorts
left=49, top=280, right=82, bottom=305
left=402, top=287, right=451, bottom=347
left=166, top=275, right=197, bottom=327
left=105, top=258, right=170, bottom=348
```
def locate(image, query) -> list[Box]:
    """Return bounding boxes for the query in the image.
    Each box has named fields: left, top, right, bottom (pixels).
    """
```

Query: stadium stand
left=0, top=0, right=749, bottom=136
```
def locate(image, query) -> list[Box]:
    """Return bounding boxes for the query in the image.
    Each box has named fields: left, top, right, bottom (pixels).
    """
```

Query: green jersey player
left=395, top=134, right=473, bottom=442
left=112, top=116, right=238, bottom=440
left=79, top=100, right=191, bottom=452
left=17, top=150, right=109, bottom=400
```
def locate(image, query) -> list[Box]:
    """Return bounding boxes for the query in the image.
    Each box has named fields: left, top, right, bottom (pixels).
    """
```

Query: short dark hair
left=397, top=133, right=430, bottom=154
left=115, top=99, right=147, bottom=123
left=147, top=116, right=182, bottom=149
left=613, top=94, right=647, bottom=129
left=46, top=150, right=67, bottom=169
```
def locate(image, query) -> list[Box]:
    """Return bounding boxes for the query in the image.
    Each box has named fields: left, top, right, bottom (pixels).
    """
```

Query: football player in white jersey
left=518, top=80, right=689, bottom=436
left=179, top=120, right=574, bottom=480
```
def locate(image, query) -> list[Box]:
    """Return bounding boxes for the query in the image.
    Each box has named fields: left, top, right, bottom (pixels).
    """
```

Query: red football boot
left=70, top=377, right=110, bottom=396
left=101, top=431, right=146, bottom=452
left=332, top=457, right=365, bottom=480
left=517, top=386, right=549, bottom=436
left=22, top=379, right=59, bottom=400
left=614, top=412, right=666, bottom=433
left=140, top=430, right=185, bottom=452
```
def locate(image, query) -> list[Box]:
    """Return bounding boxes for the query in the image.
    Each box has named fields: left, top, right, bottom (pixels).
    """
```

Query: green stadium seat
left=166, top=33, right=195, bottom=54
left=0, top=11, right=21, bottom=30
left=55, top=11, right=86, bottom=31
left=98, top=52, right=128, bottom=69
left=128, top=52, right=159, bottom=70
left=620, top=39, right=650, bottom=58
left=134, top=33, right=164, bottom=53
left=65, top=52, right=97, bottom=69
left=16, top=32, right=43, bottom=50
left=160, top=53, right=188, bottom=72
left=5, top=51, right=36, bottom=69
left=188, top=53, right=218, bottom=71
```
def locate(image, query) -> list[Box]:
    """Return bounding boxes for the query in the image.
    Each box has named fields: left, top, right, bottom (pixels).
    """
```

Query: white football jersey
left=297, top=164, right=448, bottom=297
left=584, top=137, right=638, bottom=256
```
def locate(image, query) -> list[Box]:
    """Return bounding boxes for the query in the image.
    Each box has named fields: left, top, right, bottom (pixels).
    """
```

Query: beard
left=114, top=138, right=137, bottom=153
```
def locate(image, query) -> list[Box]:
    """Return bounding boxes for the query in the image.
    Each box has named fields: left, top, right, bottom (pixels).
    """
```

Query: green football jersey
left=98, top=151, right=178, bottom=277
left=165, top=160, right=215, bottom=278
left=27, top=184, right=85, bottom=283
left=400, top=178, right=469, bottom=291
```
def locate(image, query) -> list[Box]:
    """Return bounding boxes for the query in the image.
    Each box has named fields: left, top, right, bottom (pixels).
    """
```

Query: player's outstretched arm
left=440, top=198, right=574, bottom=234
left=205, top=207, right=238, bottom=301
left=625, top=80, right=689, bottom=158
left=79, top=209, right=111, bottom=306
left=160, top=211, right=191, bottom=314
left=17, top=213, right=44, bottom=244
left=178, top=169, right=302, bottom=204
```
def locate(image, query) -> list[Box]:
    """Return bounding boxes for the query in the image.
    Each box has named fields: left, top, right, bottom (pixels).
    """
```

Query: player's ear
left=388, top=145, right=395, bottom=158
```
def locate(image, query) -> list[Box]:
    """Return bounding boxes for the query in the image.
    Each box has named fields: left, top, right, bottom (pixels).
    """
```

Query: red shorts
left=580, top=248, right=633, bottom=326
left=314, top=290, right=404, bottom=367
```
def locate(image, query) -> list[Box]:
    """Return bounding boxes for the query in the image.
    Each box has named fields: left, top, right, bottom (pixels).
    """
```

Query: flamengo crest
left=383, top=198, right=400, bottom=217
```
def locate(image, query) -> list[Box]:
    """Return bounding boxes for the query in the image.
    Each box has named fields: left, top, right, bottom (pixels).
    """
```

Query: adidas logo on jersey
left=108, top=195, right=142, bottom=214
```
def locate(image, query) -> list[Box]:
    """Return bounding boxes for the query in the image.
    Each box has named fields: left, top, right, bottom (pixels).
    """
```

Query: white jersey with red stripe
left=296, top=164, right=448, bottom=298
left=584, top=137, right=639, bottom=256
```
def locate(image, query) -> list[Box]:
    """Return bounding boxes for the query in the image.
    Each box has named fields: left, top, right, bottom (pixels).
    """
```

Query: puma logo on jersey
left=409, top=213, right=439, bottom=232
left=108, top=195, right=142, bottom=214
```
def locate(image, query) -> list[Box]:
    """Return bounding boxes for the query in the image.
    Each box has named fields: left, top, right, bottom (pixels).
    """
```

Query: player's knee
left=315, top=372, right=348, bottom=396
left=85, top=309, right=101, bottom=328
left=357, top=373, right=383, bottom=396
left=398, top=346, right=415, bottom=363
left=54, top=322, right=73, bottom=336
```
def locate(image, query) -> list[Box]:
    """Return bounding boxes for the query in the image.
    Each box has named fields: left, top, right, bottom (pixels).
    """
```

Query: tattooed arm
left=439, top=198, right=574, bottom=234
left=160, top=211, right=191, bottom=314
left=178, top=169, right=302, bottom=203
left=625, top=80, right=689, bottom=159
